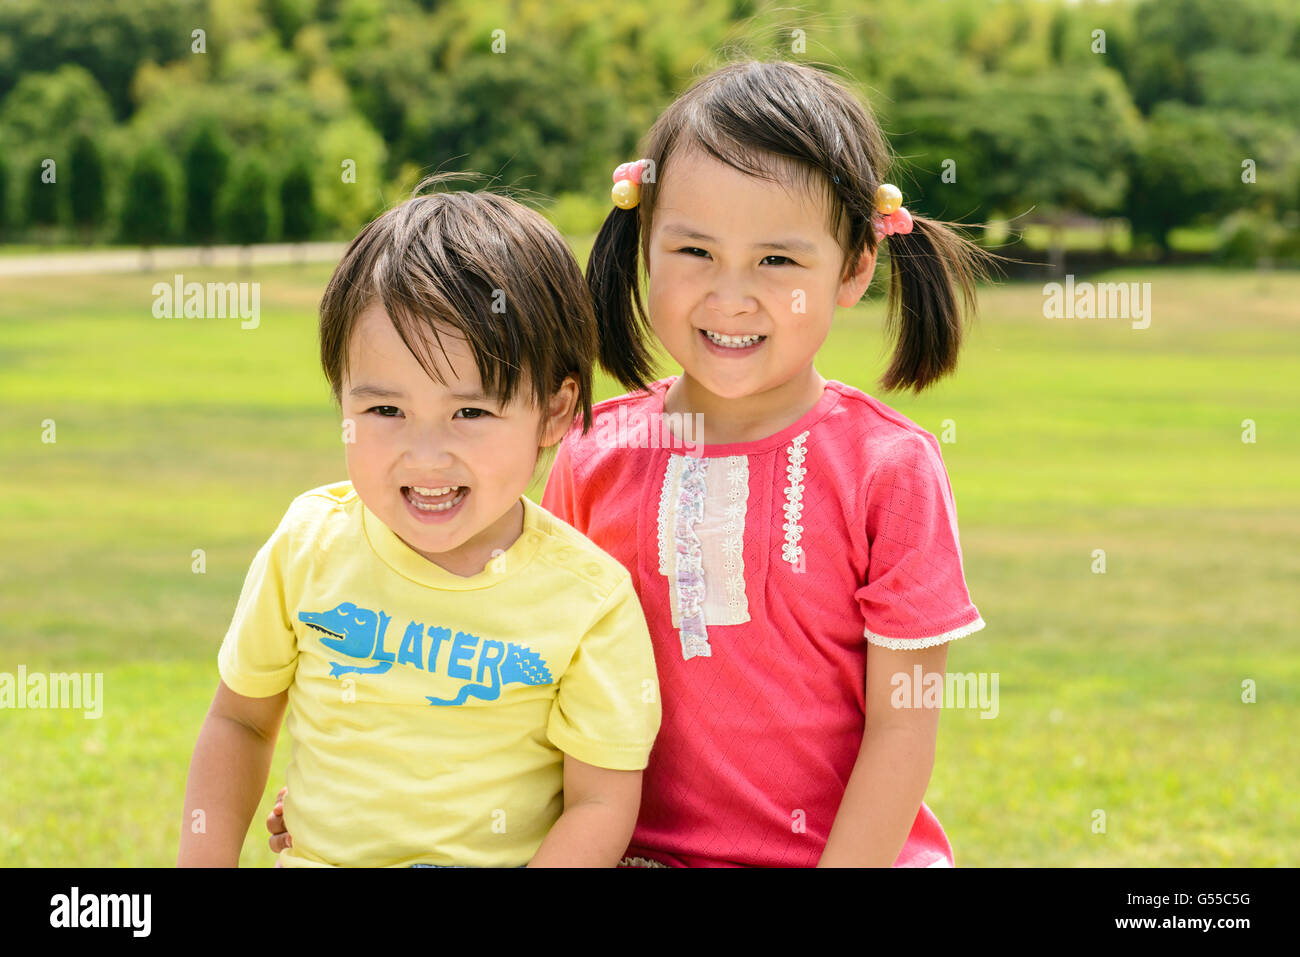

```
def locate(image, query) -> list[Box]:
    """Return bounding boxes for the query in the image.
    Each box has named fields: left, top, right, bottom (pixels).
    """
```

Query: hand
left=266, top=786, right=293, bottom=854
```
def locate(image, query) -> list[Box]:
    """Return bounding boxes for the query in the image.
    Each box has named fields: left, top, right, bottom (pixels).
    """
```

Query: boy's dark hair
left=589, top=57, right=1001, bottom=395
left=320, top=173, right=597, bottom=432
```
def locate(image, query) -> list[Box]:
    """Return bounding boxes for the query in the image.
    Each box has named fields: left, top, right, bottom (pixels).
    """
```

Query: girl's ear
left=836, top=245, right=878, bottom=309
left=539, top=376, right=580, bottom=447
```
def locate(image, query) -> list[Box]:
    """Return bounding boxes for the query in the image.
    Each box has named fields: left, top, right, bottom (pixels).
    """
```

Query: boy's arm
left=178, top=680, right=288, bottom=867
left=818, top=641, right=947, bottom=867
left=527, top=754, right=641, bottom=867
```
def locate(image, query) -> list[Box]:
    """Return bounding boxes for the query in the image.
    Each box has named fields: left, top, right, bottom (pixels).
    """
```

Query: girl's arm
left=818, top=641, right=948, bottom=867
left=527, top=755, right=642, bottom=867
left=178, top=680, right=288, bottom=866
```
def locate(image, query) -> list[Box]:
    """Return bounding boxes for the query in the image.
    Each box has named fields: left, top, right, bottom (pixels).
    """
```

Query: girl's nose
left=706, top=272, right=759, bottom=317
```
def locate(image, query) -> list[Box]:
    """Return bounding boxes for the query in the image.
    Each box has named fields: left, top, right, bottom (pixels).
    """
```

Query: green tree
left=266, top=0, right=317, bottom=48
left=1124, top=0, right=1295, bottom=112
left=892, top=68, right=1142, bottom=265
left=0, top=153, right=9, bottom=240
left=221, top=155, right=273, bottom=267
left=408, top=40, right=622, bottom=199
left=121, top=146, right=176, bottom=265
left=0, top=0, right=192, bottom=119
left=183, top=123, right=231, bottom=246
left=312, top=114, right=387, bottom=234
left=279, top=158, right=316, bottom=249
left=0, top=64, right=113, bottom=146
left=26, top=157, right=59, bottom=236
left=1125, top=103, right=1240, bottom=253
left=69, top=132, right=106, bottom=241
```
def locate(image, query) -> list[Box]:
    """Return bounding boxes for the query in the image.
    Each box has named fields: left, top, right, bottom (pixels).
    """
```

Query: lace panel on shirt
left=656, top=453, right=751, bottom=659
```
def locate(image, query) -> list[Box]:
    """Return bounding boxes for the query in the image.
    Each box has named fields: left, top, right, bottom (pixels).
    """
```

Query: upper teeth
left=411, top=486, right=457, bottom=496
left=705, top=330, right=763, bottom=347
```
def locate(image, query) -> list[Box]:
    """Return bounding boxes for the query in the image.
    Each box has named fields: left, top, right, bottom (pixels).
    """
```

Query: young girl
left=544, top=58, right=994, bottom=868
left=268, top=58, right=992, bottom=867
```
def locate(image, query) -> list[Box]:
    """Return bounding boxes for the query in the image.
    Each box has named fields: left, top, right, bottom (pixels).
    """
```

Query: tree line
left=0, top=0, right=1297, bottom=262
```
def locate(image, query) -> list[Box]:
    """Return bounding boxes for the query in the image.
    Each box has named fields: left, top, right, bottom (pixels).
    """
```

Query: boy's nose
left=402, top=423, right=457, bottom=470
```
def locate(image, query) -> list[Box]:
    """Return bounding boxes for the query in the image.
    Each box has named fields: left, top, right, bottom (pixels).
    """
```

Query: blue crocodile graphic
left=426, top=641, right=553, bottom=706
left=297, top=601, right=553, bottom=706
left=298, top=603, right=394, bottom=678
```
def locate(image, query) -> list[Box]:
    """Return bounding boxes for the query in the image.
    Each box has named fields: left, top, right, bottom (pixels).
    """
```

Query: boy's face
left=341, top=302, right=575, bottom=576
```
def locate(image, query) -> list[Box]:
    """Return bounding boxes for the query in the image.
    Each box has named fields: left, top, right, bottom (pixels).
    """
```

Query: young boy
left=178, top=182, right=661, bottom=868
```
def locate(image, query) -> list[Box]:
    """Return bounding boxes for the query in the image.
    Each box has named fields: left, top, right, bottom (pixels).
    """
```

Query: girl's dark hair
left=320, top=172, right=597, bottom=432
left=589, top=57, right=1000, bottom=395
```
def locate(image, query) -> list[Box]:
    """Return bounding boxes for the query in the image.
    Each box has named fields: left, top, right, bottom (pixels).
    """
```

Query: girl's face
left=646, top=147, right=876, bottom=402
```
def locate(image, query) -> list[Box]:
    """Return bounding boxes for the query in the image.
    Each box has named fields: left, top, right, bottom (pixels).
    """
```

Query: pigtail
left=878, top=214, right=998, bottom=393
left=586, top=204, right=657, bottom=394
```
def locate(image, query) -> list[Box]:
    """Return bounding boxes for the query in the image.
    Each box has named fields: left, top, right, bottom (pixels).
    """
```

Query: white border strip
left=865, top=616, right=987, bottom=650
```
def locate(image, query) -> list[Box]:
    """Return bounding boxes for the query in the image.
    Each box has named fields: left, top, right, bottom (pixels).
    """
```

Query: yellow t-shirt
left=217, top=480, right=661, bottom=868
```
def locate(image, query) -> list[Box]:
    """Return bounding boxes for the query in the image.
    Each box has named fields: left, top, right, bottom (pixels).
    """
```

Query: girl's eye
left=678, top=247, right=797, bottom=267
left=368, top=406, right=401, bottom=417
left=454, top=408, right=492, bottom=420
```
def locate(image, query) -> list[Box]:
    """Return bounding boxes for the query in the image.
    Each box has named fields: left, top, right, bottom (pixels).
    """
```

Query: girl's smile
left=699, top=328, right=768, bottom=355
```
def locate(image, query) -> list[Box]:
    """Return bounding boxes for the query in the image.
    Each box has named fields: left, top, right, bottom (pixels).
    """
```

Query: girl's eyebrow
left=661, top=224, right=817, bottom=255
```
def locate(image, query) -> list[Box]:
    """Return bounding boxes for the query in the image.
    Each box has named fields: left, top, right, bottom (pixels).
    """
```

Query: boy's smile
left=341, top=302, right=573, bottom=577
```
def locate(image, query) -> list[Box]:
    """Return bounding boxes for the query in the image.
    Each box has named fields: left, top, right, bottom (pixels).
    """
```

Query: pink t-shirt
left=542, top=378, right=985, bottom=867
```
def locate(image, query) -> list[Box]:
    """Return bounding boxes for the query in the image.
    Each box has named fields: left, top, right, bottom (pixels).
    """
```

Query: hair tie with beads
left=873, top=183, right=914, bottom=241
left=611, top=160, right=650, bottom=209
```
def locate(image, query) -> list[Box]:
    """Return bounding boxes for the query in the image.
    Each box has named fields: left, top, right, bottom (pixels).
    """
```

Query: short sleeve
left=546, top=574, right=661, bottom=770
left=217, top=517, right=299, bottom=697
left=855, top=431, right=985, bottom=650
left=540, top=430, right=578, bottom=527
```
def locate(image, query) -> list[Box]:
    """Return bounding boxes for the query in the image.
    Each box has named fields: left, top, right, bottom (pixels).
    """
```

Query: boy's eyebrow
left=350, top=384, right=496, bottom=403
left=660, top=224, right=818, bottom=255
left=349, top=385, right=406, bottom=399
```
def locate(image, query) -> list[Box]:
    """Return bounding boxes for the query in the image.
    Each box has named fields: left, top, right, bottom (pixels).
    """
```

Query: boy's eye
left=454, top=408, right=492, bottom=420
left=677, top=247, right=709, bottom=258
left=761, top=255, right=796, bottom=266
left=368, top=406, right=401, bottom=417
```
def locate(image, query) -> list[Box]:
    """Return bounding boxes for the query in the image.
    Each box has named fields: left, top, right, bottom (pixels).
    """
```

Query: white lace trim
left=656, top=453, right=750, bottom=644
left=781, top=430, right=810, bottom=566
left=673, top=456, right=711, bottom=660
left=620, top=855, right=670, bottom=868
left=656, top=456, right=675, bottom=576
left=864, top=616, right=986, bottom=650
left=721, top=457, right=748, bottom=614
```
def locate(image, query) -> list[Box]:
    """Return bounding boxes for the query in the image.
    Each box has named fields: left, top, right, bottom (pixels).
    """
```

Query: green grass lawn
left=1, top=260, right=1297, bottom=866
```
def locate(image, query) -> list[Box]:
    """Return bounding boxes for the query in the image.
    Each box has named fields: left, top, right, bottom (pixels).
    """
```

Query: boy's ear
left=837, top=245, right=878, bottom=309
left=539, top=376, right=580, bottom=447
